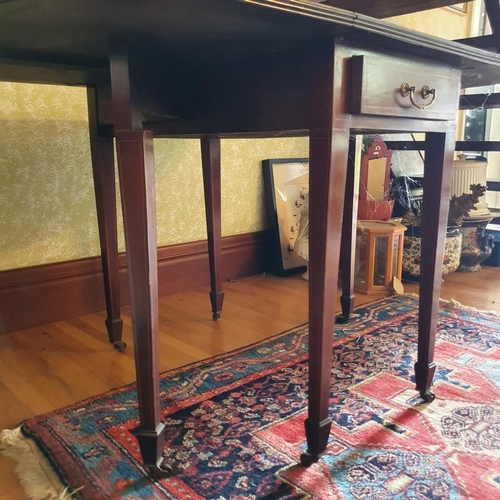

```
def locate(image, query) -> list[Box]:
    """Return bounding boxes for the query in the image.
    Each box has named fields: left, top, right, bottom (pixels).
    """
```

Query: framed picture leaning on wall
left=262, top=158, right=309, bottom=276
left=445, top=3, right=467, bottom=14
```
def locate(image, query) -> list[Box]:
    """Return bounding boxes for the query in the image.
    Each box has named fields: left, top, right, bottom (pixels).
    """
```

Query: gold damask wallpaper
left=0, top=82, right=308, bottom=271
left=0, top=7, right=470, bottom=272
left=386, top=4, right=472, bottom=40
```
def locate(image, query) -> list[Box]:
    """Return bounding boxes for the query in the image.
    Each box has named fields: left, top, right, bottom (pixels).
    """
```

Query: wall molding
left=0, top=231, right=268, bottom=334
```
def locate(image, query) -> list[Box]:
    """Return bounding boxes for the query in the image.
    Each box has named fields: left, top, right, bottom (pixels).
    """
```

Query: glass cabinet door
left=354, top=232, right=368, bottom=287
left=373, top=236, right=388, bottom=286
left=392, top=235, right=400, bottom=280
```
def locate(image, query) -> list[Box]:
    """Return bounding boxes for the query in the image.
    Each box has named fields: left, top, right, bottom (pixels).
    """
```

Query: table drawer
left=349, top=54, right=460, bottom=120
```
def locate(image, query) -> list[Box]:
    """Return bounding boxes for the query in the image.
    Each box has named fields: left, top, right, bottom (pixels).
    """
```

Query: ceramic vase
left=402, top=226, right=462, bottom=280
left=458, top=216, right=494, bottom=272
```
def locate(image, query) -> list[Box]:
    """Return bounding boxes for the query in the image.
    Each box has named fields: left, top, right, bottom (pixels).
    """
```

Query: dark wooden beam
left=460, top=93, right=500, bottom=110
left=455, top=34, right=497, bottom=51
left=386, top=141, right=500, bottom=152
left=485, top=0, right=500, bottom=52
left=488, top=180, right=500, bottom=191
left=455, top=141, right=500, bottom=151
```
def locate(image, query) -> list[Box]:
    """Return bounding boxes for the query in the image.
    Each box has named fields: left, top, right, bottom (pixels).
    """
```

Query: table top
left=0, top=0, right=499, bottom=89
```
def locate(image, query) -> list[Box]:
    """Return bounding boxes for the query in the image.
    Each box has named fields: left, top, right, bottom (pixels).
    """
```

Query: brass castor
left=113, top=340, right=127, bottom=352
left=420, top=390, right=435, bottom=403
left=300, top=452, right=320, bottom=466
left=335, top=315, right=349, bottom=325
left=147, top=462, right=173, bottom=480
left=212, top=312, right=221, bottom=321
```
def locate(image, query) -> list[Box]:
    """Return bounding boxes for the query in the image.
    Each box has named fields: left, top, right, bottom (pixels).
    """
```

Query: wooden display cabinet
left=354, top=220, right=407, bottom=295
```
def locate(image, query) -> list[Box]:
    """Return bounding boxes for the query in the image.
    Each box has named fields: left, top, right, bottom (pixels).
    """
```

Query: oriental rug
left=1, top=295, right=500, bottom=500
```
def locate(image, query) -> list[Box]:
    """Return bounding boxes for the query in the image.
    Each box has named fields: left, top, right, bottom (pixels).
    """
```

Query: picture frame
left=445, top=3, right=468, bottom=14
left=262, top=158, right=309, bottom=276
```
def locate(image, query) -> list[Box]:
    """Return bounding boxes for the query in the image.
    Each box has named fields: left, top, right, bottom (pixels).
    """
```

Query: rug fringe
left=440, top=297, right=500, bottom=317
left=0, top=427, right=82, bottom=500
left=400, top=292, right=500, bottom=317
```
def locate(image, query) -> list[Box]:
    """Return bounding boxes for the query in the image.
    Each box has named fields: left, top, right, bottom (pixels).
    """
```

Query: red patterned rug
left=1, top=295, right=499, bottom=499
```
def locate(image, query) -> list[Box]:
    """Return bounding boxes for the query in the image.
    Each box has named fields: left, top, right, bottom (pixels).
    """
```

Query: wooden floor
left=1, top=267, right=499, bottom=499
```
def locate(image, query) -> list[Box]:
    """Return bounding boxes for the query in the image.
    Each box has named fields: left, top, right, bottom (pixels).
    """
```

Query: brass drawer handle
left=400, top=82, right=436, bottom=109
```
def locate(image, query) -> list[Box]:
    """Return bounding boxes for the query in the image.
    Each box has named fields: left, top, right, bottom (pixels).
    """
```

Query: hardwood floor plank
left=438, top=267, right=500, bottom=312
left=0, top=381, right=34, bottom=428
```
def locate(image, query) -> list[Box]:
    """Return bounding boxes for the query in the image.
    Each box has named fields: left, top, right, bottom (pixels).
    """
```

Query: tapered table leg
left=87, top=87, right=124, bottom=351
left=416, top=128, right=455, bottom=402
left=110, top=40, right=169, bottom=477
left=201, top=137, right=224, bottom=320
left=115, top=129, right=169, bottom=476
left=302, top=126, right=350, bottom=464
left=337, top=136, right=361, bottom=324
